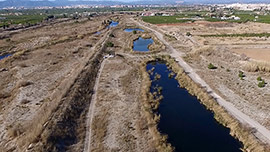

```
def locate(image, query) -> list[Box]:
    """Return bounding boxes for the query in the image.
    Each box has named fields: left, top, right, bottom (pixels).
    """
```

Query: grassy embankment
left=141, top=55, right=270, bottom=152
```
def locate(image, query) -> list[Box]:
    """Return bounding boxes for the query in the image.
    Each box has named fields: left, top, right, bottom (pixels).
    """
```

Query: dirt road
left=84, top=58, right=106, bottom=152
left=132, top=18, right=270, bottom=144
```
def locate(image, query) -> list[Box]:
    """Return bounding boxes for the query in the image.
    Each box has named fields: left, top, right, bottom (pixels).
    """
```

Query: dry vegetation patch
left=90, top=56, right=154, bottom=152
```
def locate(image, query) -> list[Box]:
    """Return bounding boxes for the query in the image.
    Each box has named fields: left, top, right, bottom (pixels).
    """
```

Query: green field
left=142, top=11, right=270, bottom=24
left=142, top=14, right=199, bottom=24
left=0, top=15, right=46, bottom=27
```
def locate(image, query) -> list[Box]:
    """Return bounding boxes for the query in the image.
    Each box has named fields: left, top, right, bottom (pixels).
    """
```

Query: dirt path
left=132, top=18, right=270, bottom=144
left=84, top=59, right=106, bottom=152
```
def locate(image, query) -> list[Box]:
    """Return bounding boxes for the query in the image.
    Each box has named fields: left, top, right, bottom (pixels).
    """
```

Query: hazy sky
left=0, top=0, right=268, bottom=3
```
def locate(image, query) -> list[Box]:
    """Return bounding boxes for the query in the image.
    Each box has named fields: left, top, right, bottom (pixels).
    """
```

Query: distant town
left=1, top=3, right=270, bottom=11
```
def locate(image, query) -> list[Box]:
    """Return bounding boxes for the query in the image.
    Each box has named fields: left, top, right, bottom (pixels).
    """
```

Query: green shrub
left=186, top=32, right=192, bottom=36
left=257, top=76, right=262, bottom=81
left=133, top=30, right=137, bottom=34
left=238, top=71, right=245, bottom=80
left=258, top=80, right=266, bottom=88
left=106, top=42, right=114, bottom=47
left=208, top=63, right=217, bottom=69
left=6, top=38, right=11, bottom=42
left=109, top=34, right=115, bottom=37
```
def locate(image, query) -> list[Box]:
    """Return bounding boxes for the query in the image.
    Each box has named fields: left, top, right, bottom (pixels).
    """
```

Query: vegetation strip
left=199, top=33, right=270, bottom=38
left=141, top=55, right=270, bottom=152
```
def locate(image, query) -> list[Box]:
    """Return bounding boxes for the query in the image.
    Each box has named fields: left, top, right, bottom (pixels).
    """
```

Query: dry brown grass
left=91, top=107, right=109, bottom=152
left=244, top=61, right=270, bottom=72
left=183, top=46, right=214, bottom=62
left=120, top=64, right=140, bottom=95
left=7, top=123, right=24, bottom=138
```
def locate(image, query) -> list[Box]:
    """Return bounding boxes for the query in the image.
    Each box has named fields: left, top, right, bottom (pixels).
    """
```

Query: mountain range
left=0, top=0, right=270, bottom=8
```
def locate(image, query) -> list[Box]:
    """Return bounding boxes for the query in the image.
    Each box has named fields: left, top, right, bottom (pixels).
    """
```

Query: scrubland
left=1, top=13, right=270, bottom=152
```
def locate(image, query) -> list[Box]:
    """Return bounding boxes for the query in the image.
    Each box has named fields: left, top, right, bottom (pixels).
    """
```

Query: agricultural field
left=142, top=11, right=270, bottom=24
left=0, top=14, right=46, bottom=27
left=142, top=15, right=193, bottom=24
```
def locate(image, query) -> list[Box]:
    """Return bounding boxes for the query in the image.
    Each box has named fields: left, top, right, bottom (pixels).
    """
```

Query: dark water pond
left=124, top=28, right=144, bottom=32
left=0, top=54, right=11, bottom=60
left=133, top=37, right=153, bottom=52
left=146, top=61, right=243, bottom=152
left=107, top=21, right=118, bottom=28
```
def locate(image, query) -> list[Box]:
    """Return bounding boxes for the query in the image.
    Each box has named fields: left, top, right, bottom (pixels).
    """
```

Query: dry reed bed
left=244, top=60, right=270, bottom=72
left=140, top=57, right=174, bottom=152
left=141, top=55, right=270, bottom=152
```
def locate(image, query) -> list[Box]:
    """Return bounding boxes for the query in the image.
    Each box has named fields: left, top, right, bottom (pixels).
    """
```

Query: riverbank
left=140, top=57, right=174, bottom=152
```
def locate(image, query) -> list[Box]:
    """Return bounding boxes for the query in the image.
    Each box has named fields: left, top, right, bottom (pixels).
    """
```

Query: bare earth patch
left=232, top=48, right=270, bottom=62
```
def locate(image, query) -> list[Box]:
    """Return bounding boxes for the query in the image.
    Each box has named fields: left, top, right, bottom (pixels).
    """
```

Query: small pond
left=0, top=54, right=11, bottom=60
left=146, top=61, right=243, bottom=152
left=107, top=21, right=119, bottom=28
left=133, top=37, right=153, bottom=52
left=124, top=28, right=144, bottom=32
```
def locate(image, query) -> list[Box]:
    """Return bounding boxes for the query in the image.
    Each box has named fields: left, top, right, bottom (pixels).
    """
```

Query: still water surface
left=147, top=61, right=243, bottom=152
